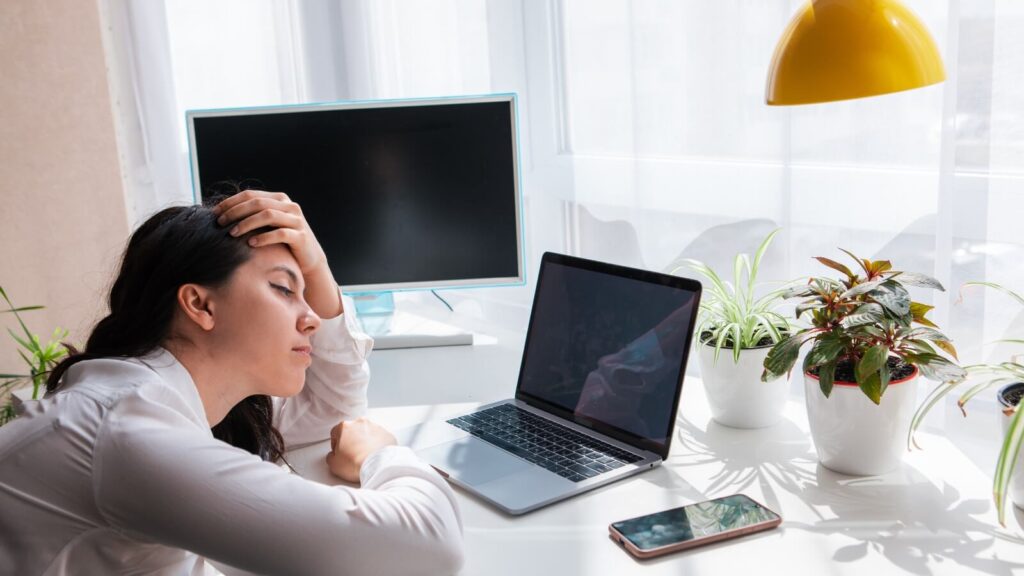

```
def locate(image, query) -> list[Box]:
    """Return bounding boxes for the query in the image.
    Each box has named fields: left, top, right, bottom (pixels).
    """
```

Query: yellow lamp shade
left=766, top=0, right=945, bottom=105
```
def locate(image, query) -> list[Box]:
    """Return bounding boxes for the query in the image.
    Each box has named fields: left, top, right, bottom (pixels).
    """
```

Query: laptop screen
left=516, top=253, right=701, bottom=456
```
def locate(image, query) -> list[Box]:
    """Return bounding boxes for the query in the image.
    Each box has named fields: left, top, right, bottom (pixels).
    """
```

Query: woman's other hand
left=213, top=190, right=343, bottom=318
left=325, top=418, right=398, bottom=483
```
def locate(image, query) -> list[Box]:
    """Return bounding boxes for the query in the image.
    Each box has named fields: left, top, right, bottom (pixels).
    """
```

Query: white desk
left=286, top=379, right=1024, bottom=576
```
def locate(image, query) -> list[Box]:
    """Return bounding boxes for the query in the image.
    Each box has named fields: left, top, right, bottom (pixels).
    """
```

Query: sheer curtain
left=111, top=0, right=1024, bottom=452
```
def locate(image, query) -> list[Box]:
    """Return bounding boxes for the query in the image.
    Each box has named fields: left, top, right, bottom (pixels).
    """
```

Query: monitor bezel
left=185, top=93, right=525, bottom=294
left=514, top=251, right=703, bottom=460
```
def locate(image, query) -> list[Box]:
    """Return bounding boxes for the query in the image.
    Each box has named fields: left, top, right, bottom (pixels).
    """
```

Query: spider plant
left=909, top=281, right=1024, bottom=526
left=670, top=229, right=791, bottom=366
left=1, top=285, right=70, bottom=425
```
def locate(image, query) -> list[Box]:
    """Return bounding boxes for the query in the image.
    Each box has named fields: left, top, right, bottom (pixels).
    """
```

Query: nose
left=299, top=306, right=321, bottom=334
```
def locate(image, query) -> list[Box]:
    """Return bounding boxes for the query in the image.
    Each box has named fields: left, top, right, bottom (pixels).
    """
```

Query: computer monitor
left=185, top=94, right=524, bottom=299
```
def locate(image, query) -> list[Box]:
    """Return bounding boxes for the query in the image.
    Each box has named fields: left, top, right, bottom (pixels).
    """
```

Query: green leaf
left=856, top=345, right=889, bottom=404
left=0, top=305, right=44, bottom=314
left=795, top=299, right=824, bottom=320
left=762, top=331, right=809, bottom=382
left=858, top=371, right=883, bottom=405
left=840, top=302, right=885, bottom=328
left=869, top=280, right=911, bottom=318
left=681, top=259, right=734, bottom=302
left=841, top=278, right=887, bottom=300
left=995, top=406, right=1024, bottom=526
left=962, top=281, right=1024, bottom=307
left=852, top=324, right=886, bottom=339
left=957, top=379, right=1007, bottom=415
left=857, top=344, right=888, bottom=377
left=814, top=256, right=854, bottom=279
left=901, top=326, right=951, bottom=342
left=782, top=283, right=815, bottom=300
left=733, top=252, right=748, bottom=311
left=900, top=335, right=958, bottom=361
left=803, top=331, right=845, bottom=370
left=930, top=339, right=958, bottom=360
left=878, top=352, right=891, bottom=399
left=817, top=357, right=839, bottom=398
left=888, top=271, right=944, bottom=291
left=748, top=229, right=781, bottom=298
left=838, top=248, right=871, bottom=276
left=731, top=323, right=743, bottom=363
left=902, top=352, right=968, bottom=383
left=7, top=328, right=35, bottom=354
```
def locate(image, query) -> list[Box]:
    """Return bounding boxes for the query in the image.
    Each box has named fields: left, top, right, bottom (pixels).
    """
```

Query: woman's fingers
left=217, top=196, right=300, bottom=228
left=247, top=227, right=301, bottom=248
left=228, top=209, right=303, bottom=237
left=212, top=189, right=289, bottom=218
left=330, top=422, right=342, bottom=452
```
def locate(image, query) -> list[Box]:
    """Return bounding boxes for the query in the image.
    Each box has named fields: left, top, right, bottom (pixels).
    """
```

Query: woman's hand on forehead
left=214, top=190, right=344, bottom=318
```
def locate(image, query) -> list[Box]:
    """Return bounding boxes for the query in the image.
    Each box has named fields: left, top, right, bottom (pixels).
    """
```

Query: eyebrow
left=269, top=265, right=303, bottom=289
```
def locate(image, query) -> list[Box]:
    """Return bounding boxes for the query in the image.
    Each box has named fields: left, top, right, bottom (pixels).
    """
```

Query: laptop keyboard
left=446, top=404, right=644, bottom=483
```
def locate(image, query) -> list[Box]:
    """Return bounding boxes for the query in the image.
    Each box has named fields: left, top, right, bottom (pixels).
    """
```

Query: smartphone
left=608, top=494, right=781, bottom=559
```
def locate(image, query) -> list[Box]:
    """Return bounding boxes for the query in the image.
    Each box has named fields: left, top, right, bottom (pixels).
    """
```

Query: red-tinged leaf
left=838, top=248, right=871, bottom=276
left=814, top=257, right=854, bottom=279
left=870, top=260, right=893, bottom=275
left=932, top=339, right=959, bottom=360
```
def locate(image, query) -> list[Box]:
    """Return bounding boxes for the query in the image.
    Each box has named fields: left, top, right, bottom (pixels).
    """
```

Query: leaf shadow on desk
left=669, top=413, right=1024, bottom=575
left=783, top=463, right=1024, bottom=575
left=668, top=413, right=819, bottom=515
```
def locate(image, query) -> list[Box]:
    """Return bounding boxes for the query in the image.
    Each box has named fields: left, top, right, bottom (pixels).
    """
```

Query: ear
left=176, top=284, right=217, bottom=331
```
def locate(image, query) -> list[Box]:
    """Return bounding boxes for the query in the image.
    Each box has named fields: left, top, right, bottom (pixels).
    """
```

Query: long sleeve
left=93, top=384, right=464, bottom=576
left=275, top=293, right=374, bottom=449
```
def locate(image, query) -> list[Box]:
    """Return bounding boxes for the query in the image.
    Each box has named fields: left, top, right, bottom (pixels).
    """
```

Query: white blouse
left=0, top=303, right=464, bottom=575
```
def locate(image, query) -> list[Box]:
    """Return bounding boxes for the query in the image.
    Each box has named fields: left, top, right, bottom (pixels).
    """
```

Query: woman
left=0, top=190, right=464, bottom=575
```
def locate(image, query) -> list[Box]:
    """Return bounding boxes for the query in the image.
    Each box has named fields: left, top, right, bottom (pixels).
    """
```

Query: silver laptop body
left=398, top=252, right=702, bottom=515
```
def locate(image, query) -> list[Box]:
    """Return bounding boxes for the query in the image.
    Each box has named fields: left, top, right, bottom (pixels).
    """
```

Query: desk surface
left=287, top=378, right=1024, bottom=576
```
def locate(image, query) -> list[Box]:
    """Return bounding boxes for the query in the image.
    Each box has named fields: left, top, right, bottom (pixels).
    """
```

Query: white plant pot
left=699, top=343, right=787, bottom=429
left=997, top=383, right=1024, bottom=511
left=804, top=367, right=918, bottom=476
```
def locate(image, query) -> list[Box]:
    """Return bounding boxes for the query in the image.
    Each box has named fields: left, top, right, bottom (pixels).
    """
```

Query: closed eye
left=270, top=283, right=295, bottom=297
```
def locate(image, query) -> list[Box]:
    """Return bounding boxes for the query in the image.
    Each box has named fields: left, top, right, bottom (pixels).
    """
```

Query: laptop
left=398, top=252, right=702, bottom=515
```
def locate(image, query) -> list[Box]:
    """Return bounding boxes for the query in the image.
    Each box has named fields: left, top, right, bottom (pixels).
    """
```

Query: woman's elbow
left=436, top=524, right=465, bottom=574
left=415, top=502, right=465, bottom=574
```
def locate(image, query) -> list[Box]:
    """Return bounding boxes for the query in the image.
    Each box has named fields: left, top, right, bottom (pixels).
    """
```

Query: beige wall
left=0, top=0, right=129, bottom=377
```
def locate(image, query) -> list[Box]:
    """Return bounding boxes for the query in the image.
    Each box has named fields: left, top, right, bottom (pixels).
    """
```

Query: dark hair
left=46, top=199, right=286, bottom=462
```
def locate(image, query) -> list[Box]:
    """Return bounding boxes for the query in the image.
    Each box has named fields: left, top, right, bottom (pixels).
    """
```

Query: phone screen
left=611, top=494, right=779, bottom=551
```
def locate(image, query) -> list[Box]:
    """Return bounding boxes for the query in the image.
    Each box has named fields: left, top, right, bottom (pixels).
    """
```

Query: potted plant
left=672, top=229, right=792, bottom=429
left=761, top=250, right=965, bottom=476
left=0, top=285, right=70, bottom=425
left=909, top=281, right=1024, bottom=526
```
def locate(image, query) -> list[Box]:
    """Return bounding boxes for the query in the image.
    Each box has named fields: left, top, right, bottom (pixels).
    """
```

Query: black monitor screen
left=188, top=97, right=522, bottom=291
left=516, top=255, right=700, bottom=454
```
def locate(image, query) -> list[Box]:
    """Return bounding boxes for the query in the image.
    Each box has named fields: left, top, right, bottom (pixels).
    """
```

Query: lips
left=292, top=346, right=312, bottom=356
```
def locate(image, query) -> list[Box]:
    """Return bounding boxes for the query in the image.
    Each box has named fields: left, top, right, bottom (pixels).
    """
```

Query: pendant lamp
left=766, top=0, right=945, bottom=105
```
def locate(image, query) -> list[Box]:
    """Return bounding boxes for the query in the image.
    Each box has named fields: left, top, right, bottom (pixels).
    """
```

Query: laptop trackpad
left=417, top=437, right=532, bottom=487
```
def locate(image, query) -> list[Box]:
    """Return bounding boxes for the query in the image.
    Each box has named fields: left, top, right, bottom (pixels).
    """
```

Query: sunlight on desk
left=284, top=382, right=1024, bottom=575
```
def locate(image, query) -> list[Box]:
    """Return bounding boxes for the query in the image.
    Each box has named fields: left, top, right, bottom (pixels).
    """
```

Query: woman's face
left=208, top=244, right=321, bottom=398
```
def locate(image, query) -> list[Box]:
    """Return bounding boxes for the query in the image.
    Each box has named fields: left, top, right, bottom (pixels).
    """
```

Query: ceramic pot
left=804, top=365, right=918, bottom=476
left=699, top=342, right=788, bottom=429
left=998, top=382, right=1024, bottom=511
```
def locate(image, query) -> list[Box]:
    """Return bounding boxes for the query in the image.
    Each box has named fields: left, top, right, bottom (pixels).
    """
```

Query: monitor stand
left=351, top=292, right=474, bottom=350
